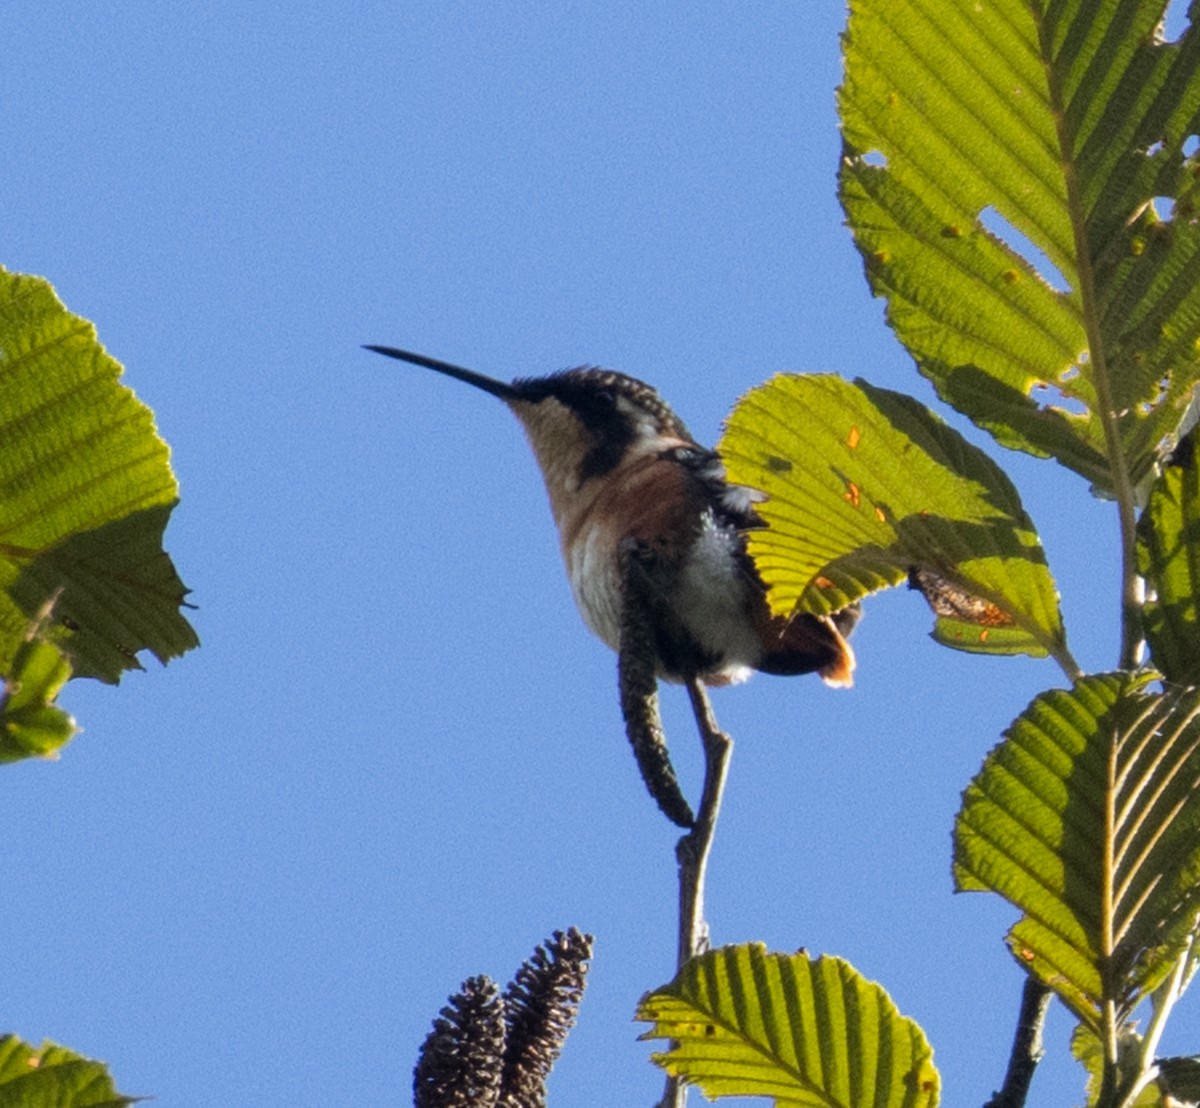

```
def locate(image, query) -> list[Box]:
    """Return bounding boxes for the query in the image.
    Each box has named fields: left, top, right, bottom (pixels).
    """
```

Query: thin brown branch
left=675, top=679, right=732, bottom=966
left=657, top=677, right=733, bottom=1108
left=983, top=978, right=1052, bottom=1108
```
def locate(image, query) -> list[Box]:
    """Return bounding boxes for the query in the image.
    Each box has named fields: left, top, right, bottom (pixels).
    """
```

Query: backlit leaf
left=1157, top=1055, right=1200, bottom=1105
left=840, top=0, right=1200, bottom=494
left=637, top=944, right=939, bottom=1107
left=1136, top=429, right=1200, bottom=684
left=0, top=601, right=77, bottom=763
left=955, top=673, right=1200, bottom=1032
left=1070, top=1023, right=1162, bottom=1108
left=0, top=1034, right=137, bottom=1107
left=719, top=374, right=1066, bottom=662
left=0, top=268, right=198, bottom=683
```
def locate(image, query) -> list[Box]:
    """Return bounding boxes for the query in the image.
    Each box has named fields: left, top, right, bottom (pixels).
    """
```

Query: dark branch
left=984, top=979, right=1052, bottom=1108
left=658, top=677, right=733, bottom=1108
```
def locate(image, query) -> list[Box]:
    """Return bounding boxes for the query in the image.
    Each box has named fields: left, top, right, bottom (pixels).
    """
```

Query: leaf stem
left=1041, top=10, right=1153, bottom=1099
left=1054, top=644, right=1084, bottom=684
left=1038, top=11, right=1143, bottom=672
left=675, top=678, right=732, bottom=967
left=1084, top=326, right=1145, bottom=671
left=657, top=677, right=732, bottom=1108
left=1123, top=931, right=1200, bottom=1107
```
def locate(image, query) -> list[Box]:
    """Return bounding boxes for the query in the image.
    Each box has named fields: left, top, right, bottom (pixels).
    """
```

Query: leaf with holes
left=719, top=373, right=1067, bottom=662
left=1136, top=429, right=1200, bottom=684
left=840, top=0, right=1200, bottom=494
left=0, top=1034, right=137, bottom=1106
left=955, top=673, right=1200, bottom=1034
left=637, top=944, right=939, bottom=1108
left=0, top=268, right=198, bottom=683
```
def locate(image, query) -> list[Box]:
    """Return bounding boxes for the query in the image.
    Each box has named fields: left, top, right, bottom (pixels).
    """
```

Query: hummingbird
left=365, top=345, right=858, bottom=826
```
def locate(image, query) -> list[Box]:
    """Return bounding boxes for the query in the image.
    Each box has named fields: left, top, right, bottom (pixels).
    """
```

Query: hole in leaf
left=860, top=150, right=888, bottom=169
left=1161, top=0, right=1190, bottom=43
left=1138, top=372, right=1172, bottom=415
left=1151, top=195, right=1176, bottom=221
left=1184, top=135, right=1200, bottom=159
left=1030, top=380, right=1088, bottom=417
left=978, top=206, right=1072, bottom=293
left=1147, top=139, right=1166, bottom=157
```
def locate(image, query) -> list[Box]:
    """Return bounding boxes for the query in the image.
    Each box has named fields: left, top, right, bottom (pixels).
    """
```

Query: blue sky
left=3, top=4, right=1194, bottom=1106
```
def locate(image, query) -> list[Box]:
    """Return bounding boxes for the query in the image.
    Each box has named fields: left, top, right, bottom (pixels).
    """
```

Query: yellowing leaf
left=719, top=374, right=1067, bottom=662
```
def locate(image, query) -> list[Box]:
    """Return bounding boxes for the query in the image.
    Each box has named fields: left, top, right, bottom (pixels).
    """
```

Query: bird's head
left=364, top=345, right=695, bottom=495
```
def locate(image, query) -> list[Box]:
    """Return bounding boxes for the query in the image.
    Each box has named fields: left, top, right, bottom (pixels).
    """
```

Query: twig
left=676, top=678, right=733, bottom=966
left=657, top=676, right=733, bottom=1108
left=658, top=1066, right=688, bottom=1108
left=984, top=978, right=1052, bottom=1108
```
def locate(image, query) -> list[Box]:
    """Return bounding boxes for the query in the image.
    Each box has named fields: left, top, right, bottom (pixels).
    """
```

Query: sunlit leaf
left=0, top=268, right=198, bottom=682
left=955, top=673, right=1200, bottom=1032
left=840, top=0, right=1200, bottom=494
left=1070, top=1023, right=1162, bottom=1108
left=636, top=944, right=939, bottom=1107
left=719, top=374, right=1067, bottom=662
left=1157, top=1055, right=1200, bottom=1104
left=0, top=602, right=77, bottom=763
left=1136, top=430, right=1200, bottom=683
left=0, top=1034, right=137, bottom=1107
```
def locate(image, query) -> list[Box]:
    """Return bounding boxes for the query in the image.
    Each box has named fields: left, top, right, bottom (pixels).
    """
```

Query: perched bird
left=365, top=345, right=857, bottom=824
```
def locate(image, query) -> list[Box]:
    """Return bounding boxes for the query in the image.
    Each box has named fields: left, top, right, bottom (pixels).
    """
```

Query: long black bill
left=363, top=345, right=519, bottom=402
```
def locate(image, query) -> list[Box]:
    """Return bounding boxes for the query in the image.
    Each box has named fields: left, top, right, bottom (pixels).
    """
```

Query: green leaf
left=839, top=0, right=1200, bottom=494
left=0, top=601, right=77, bottom=763
left=0, top=1034, right=138, bottom=1107
left=1157, top=1056, right=1200, bottom=1105
left=636, top=944, right=939, bottom=1107
left=718, top=374, right=1067, bottom=662
left=954, top=673, right=1200, bottom=1032
left=1071, top=1023, right=1163, bottom=1108
left=0, top=267, right=198, bottom=682
left=1136, top=430, right=1200, bottom=684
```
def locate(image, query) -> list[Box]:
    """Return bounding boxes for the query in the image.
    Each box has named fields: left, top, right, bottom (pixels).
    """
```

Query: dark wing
left=673, top=446, right=860, bottom=686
